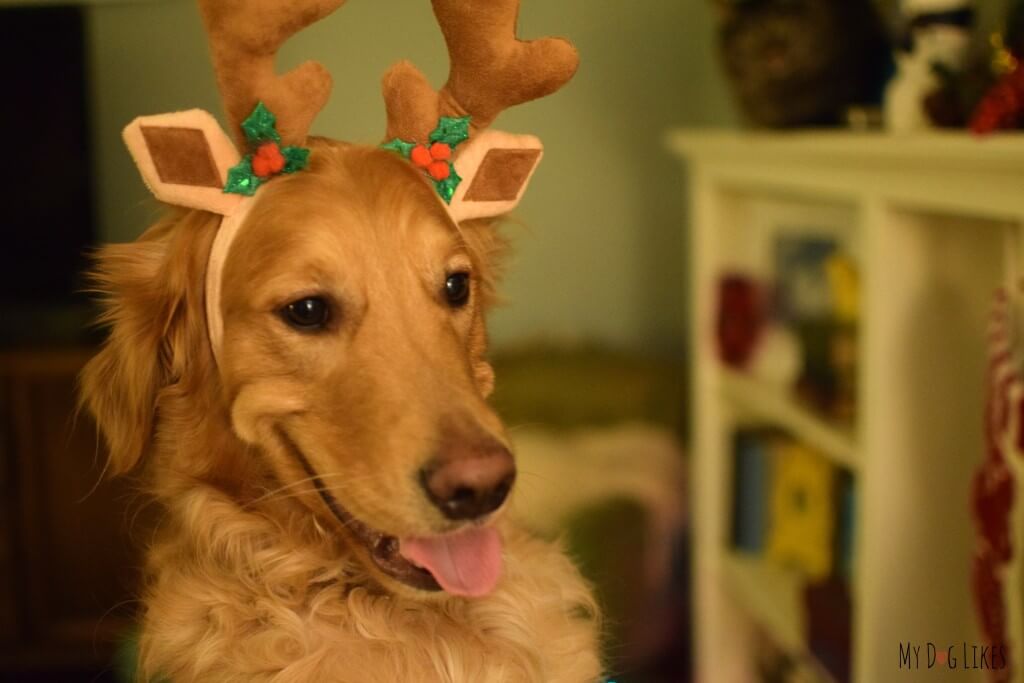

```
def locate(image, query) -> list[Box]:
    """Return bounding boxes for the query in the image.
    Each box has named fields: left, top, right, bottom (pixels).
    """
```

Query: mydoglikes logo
left=899, top=642, right=1007, bottom=672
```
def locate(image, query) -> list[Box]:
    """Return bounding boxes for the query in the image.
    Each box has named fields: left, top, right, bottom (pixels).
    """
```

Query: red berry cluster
left=251, top=142, right=286, bottom=178
left=409, top=142, right=452, bottom=181
left=971, top=64, right=1024, bottom=134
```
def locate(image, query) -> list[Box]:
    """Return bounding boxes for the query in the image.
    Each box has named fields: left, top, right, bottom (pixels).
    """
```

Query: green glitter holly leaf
left=428, top=116, right=470, bottom=148
left=434, top=165, right=462, bottom=204
left=223, top=103, right=311, bottom=195
left=241, top=102, right=281, bottom=146
left=224, top=157, right=262, bottom=196
left=379, top=116, right=471, bottom=203
left=281, top=146, right=311, bottom=174
left=381, top=138, right=416, bottom=158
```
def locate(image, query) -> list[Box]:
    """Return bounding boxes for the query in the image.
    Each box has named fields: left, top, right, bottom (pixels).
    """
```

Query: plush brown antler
left=382, top=0, right=580, bottom=143
left=197, top=0, right=347, bottom=148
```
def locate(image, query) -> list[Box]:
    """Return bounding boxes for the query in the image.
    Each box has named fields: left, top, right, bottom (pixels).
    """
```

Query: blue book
left=732, top=431, right=771, bottom=553
left=773, top=235, right=839, bottom=323
left=836, top=476, right=856, bottom=580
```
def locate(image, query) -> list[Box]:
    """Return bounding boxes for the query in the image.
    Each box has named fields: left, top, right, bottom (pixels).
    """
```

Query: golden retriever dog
left=78, top=1, right=602, bottom=681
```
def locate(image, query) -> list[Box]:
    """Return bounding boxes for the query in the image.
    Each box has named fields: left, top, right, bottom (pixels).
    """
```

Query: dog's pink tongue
left=399, top=527, right=503, bottom=597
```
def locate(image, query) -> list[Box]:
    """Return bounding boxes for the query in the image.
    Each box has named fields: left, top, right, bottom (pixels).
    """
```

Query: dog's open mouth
left=277, top=428, right=503, bottom=596
left=326, top=497, right=444, bottom=592
left=334, top=503, right=504, bottom=597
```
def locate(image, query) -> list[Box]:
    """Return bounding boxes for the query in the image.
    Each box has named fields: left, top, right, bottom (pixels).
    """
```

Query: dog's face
left=82, top=141, right=515, bottom=598
left=222, top=143, right=512, bottom=593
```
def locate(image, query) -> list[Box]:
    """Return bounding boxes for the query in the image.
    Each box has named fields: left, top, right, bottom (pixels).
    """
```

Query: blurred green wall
left=86, top=0, right=736, bottom=353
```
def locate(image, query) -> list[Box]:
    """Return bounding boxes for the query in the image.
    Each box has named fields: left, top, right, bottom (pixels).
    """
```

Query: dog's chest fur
left=134, top=488, right=601, bottom=682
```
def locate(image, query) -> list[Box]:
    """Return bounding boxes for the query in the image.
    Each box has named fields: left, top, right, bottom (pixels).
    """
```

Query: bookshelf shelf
left=718, top=368, right=858, bottom=471
left=670, top=129, right=1024, bottom=683
left=722, top=551, right=840, bottom=683
left=722, top=550, right=805, bottom=652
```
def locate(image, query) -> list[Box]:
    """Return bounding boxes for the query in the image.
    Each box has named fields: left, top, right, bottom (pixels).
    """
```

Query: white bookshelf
left=669, top=130, right=1024, bottom=683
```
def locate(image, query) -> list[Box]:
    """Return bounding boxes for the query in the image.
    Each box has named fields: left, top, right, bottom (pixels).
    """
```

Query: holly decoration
left=382, top=116, right=470, bottom=203
left=224, top=102, right=311, bottom=196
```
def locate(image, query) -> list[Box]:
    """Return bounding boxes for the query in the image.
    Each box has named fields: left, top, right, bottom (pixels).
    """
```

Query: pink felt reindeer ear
left=122, top=109, right=243, bottom=216
left=448, top=130, right=543, bottom=222
left=380, top=0, right=578, bottom=222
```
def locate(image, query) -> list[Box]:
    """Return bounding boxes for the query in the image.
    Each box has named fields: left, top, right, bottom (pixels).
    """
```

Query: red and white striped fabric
left=973, top=286, right=1024, bottom=683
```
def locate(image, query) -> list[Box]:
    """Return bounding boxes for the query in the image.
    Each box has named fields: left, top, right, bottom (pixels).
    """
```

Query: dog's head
left=80, top=0, right=577, bottom=599
left=82, top=140, right=517, bottom=597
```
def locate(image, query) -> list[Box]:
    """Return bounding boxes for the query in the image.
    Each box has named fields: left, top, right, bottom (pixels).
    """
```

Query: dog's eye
left=281, top=297, right=330, bottom=331
left=444, top=272, right=471, bottom=308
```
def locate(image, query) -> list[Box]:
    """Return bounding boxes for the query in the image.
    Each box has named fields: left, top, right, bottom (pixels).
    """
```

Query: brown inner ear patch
left=140, top=126, right=222, bottom=188
left=464, top=149, right=541, bottom=202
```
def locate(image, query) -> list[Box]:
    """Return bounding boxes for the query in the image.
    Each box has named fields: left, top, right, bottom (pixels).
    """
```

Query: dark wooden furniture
left=0, top=349, right=145, bottom=680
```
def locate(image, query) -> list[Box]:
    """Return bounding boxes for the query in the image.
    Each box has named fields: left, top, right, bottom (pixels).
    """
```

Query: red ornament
left=716, top=275, right=764, bottom=368
left=252, top=142, right=286, bottom=178
left=429, top=142, right=452, bottom=161
left=410, top=144, right=432, bottom=168
left=427, top=160, right=450, bottom=181
left=971, top=65, right=1024, bottom=135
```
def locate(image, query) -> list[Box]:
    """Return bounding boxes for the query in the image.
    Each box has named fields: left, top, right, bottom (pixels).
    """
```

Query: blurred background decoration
left=711, top=0, right=892, bottom=128
left=670, top=123, right=1024, bottom=682
left=5, top=0, right=1024, bottom=682
left=972, top=285, right=1024, bottom=683
left=886, top=0, right=977, bottom=131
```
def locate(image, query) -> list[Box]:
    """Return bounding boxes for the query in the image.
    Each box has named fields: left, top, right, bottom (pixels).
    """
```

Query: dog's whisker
left=505, top=422, right=548, bottom=434
left=77, top=435, right=112, bottom=504
left=244, top=472, right=383, bottom=509
left=511, top=468, right=557, bottom=484
left=245, top=474, right=328, bottom=507
left=126, top=494, right=160, bottom=543
left=92, top=596, right=143, bottom=659
left=247, top=487, right=336, bottom=509
left=244, top=492, right=319, bottom=511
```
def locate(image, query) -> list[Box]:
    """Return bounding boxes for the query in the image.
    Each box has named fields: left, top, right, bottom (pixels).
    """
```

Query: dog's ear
left=79, top=213, right=216, bottom=474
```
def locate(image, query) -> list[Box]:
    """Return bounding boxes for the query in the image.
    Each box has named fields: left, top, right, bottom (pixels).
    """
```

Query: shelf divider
left=718, top=367, right=859, bottom=471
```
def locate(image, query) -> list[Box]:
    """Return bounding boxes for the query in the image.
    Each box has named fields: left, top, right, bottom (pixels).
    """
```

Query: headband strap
left=205, top=196, right=257, bottom=367
left=124, top=104, right=549, bottom=368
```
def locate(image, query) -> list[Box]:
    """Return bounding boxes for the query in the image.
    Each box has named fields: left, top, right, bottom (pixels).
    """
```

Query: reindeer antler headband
left=121, top=0, right=578, bottom=365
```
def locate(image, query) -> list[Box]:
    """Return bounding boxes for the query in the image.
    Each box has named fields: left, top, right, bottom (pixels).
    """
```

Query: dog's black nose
left=420, top=442, right=516, bottom=520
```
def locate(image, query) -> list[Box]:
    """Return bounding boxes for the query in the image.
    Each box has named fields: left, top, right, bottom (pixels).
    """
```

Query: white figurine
left=885, top=0, right=974, bottom=132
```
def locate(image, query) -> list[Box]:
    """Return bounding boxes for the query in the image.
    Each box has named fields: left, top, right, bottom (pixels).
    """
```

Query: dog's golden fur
left=81, top=141, right=601, bottom=681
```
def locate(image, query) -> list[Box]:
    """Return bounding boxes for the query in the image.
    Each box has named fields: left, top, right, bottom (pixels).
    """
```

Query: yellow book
left=766, top=439, right=836, bottom=580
